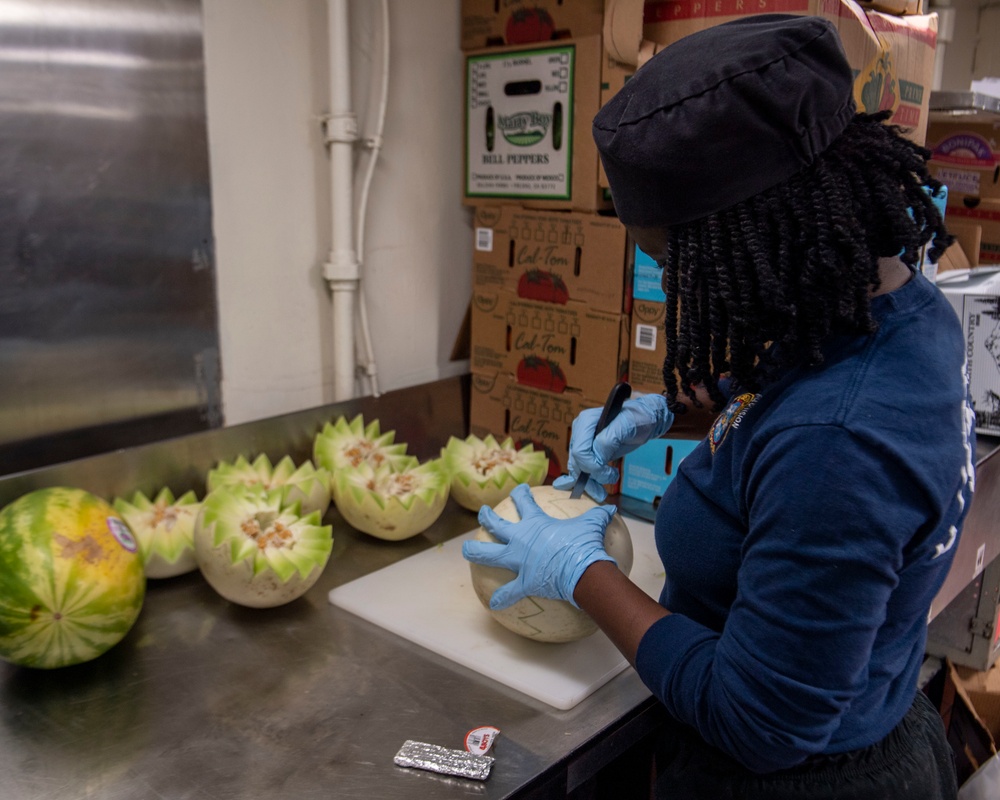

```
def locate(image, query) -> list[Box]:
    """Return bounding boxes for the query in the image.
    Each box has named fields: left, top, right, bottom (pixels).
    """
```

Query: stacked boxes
left=468, top=205, right=631, bottom=478
left=460, top=0, right=605, bottom=51
left=462, top=1, right=631, bottom=479
left=629, top=245, right=667, bottom=396
left=599, top=0, right=941, bottom=196
left=463, top=0, right=942, bottom=500
left=926, top=111, right=1000, bottom=266
left=622, top=245, right=715, bottom=507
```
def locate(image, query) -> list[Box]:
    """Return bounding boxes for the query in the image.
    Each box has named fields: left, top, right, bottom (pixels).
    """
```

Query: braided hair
left=661, top=111, right=953, bottom=415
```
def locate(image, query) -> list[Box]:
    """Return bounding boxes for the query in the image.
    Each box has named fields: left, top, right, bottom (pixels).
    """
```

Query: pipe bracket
left=323, top=112, right=358, bottom=145
left=323, top=252, right=360, bottom=284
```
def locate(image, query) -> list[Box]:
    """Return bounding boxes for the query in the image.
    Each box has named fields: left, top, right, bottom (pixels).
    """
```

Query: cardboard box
left=632, top=243, right=665, bottom=302
left=602, top=0, right=939, bottom=145
left=930, top=659, right=999, bottom=786
left=469, top=371, right=599, bottom=480
left=939, top=234, right=975, bottom=273
left=460, top=0, right=606, bottom=51
left=947, top=222, right=984, bottom=269
left=630, top=242, right=668, bottom=393
left=620, top=432, right=700, bottom=504
left=944, top=199, right=1000, bottom=265
left=628, top=246, right=683, bottom=403
left=954, top=661, right=1000, bottom=746
left=927, top=117, right=1000, bottom=202
left=630, top=293, right=667, bottom=395
left=470, top=287, right=630, bottom=400
left=465, top=36, right=612, bottom=213
left=937, top=268, right=1000, bottom=434
left=471, top=204, right=632, bottom=314
left=856, top=0, right=922, bottom=14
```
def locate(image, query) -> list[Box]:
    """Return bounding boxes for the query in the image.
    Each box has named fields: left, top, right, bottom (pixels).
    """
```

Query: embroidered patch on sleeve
left=709, top=392, right=759, bottom=454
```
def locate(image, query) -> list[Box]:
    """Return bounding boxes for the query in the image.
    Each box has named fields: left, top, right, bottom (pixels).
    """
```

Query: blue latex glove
left=552, top=393, right=675, bottom=501
left=461, top=483, right=618, bottom=610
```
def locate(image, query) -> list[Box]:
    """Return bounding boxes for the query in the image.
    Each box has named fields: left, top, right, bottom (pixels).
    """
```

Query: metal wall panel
left=0, top=0, right=220, bottom=475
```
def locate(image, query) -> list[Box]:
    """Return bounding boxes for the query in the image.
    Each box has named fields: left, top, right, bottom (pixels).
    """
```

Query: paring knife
left=570, top=381, right=632, bottom=500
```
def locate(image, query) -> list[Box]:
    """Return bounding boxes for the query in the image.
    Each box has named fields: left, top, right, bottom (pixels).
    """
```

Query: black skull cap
left=593, top=14, right=856, bottom=227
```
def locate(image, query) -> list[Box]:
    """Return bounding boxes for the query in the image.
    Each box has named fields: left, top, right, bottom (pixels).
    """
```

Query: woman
left=462, top=14, right=975, bottom=800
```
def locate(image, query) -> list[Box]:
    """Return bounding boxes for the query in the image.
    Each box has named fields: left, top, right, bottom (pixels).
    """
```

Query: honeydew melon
left=332, top=456, right=449, bottom=541
left=313, top=415, right=410, bottom=473
left=193, top=485, right=333, bottom=608
left=112, top=487, right=201, bottom=579
left=441, top=434, right=548, bottom=512
left=468, top=485, right=633, bottom=643
left=206, top=454, right=331, bottom=518
left=0, top=487, right=146, bottom=669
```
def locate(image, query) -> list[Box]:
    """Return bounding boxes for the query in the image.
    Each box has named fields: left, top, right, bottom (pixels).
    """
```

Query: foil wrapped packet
left=393, top=739, right=495, bottom=781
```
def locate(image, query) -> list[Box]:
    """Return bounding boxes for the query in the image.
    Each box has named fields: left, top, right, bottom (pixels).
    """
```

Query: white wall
left=202, top=0, right=471, bottom=426
left=931, top=0, right=984, bottom=92
left=200, top=0, right=991, bottom=428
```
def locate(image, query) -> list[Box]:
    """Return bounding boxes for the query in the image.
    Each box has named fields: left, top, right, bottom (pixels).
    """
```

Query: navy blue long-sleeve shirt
left=635, top=271, right=976, bottom=773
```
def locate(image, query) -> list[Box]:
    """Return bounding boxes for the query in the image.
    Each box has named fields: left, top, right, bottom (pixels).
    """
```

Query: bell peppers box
left=464, top=35, right=612, bottom=213
left=470, top=287, right=630, bottom=401
left=460, top=0, right=605, bottom=51
left=600, top=0, right=939, bottom=146
left=471, top=204, right=631, bottom=314
left=937, top=268, right=1000, bottom=434
left=620, top=434, right=701, bottom=505
left=927, top=116, right=1000, bottom=203
left=469, top=371, right=597, bottom=481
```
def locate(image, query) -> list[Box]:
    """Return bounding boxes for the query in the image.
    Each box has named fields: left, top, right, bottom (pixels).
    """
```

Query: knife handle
left=568, top=381, right=632, bottom=499
left=593, top=381, right=632, bottom=437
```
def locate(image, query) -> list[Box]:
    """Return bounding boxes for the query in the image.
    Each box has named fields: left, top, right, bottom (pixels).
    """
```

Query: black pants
left=653, top=691, right=957, bottom=800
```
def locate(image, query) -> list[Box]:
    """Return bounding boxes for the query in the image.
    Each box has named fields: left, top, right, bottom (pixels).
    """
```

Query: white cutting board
left=328, top=517, right=662, bottom=711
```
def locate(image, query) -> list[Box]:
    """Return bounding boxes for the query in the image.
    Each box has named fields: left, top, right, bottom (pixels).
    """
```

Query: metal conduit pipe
left=323, top=0, right=359, bottom=401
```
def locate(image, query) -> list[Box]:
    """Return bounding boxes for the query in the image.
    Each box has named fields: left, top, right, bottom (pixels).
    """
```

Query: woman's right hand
left=553, top=393, right=674, bottom=501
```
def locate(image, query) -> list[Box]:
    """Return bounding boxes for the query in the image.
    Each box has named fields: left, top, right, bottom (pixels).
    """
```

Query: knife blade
left=569, top=381, right=632, bottom=500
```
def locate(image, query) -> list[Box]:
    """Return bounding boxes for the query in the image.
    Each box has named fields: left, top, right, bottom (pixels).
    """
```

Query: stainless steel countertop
left=0, top=377, right=662, bottom=800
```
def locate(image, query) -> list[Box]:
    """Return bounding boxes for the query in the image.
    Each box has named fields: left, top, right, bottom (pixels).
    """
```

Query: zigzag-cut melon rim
left=441, top=434, right=548, bottom=511
left=206, top=453, right=331, bottom=517
left=332, top=456, right=450, bottom=540
left=113, top=486, right=201, bottom=575
left=313, top=414, right=410, bottom=472
left=196, top=485, right=333, bottom=582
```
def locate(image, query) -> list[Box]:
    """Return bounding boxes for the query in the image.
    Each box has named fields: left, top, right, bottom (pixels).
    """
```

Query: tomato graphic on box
left=516, top=356, right=567, bottom=393
left=505, top=8, right=555, bottom=45
left=517, top=438, right=561, bottom=481
left=517, top=269, right=569, bottom=304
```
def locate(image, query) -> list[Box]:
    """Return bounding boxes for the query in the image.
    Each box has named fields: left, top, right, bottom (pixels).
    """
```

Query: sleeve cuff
left=634, top=613, right=719, bottom=708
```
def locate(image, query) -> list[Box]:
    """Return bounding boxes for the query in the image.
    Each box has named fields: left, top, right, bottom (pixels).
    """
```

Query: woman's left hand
left=461, top=484, right=618, bottom=610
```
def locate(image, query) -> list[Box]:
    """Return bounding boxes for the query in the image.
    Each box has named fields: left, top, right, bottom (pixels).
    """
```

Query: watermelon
left=0, top=487, right=146, bottom=669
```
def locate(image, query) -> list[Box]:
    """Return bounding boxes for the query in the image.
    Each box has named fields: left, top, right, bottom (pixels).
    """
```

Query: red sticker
left=465, top=726, right=500, bottom=755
